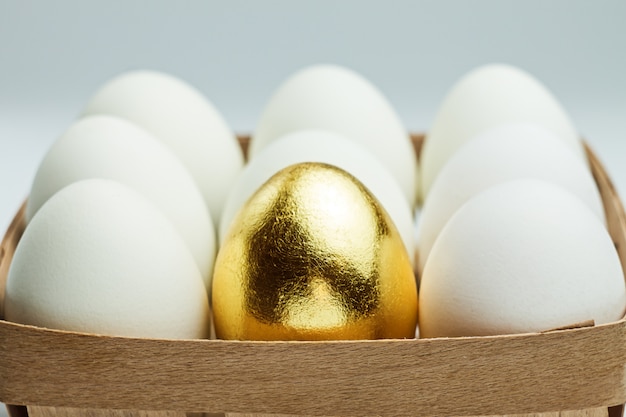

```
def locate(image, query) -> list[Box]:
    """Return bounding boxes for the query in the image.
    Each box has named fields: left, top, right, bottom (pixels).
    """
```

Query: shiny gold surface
left=212, top=162, right=418, bottom=340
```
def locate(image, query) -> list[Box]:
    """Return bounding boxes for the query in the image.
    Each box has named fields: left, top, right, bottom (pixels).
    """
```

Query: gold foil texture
left=212, top=162, right=418, bottom=340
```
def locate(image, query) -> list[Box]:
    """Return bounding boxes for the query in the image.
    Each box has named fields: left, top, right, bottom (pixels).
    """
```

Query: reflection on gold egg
left=212, top=162, right=418, bottom=340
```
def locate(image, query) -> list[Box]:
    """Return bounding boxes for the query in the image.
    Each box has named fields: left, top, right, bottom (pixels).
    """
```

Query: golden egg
left=212, top=162, right=418, bottom=341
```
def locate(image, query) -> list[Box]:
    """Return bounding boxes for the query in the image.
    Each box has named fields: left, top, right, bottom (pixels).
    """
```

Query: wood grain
left=22, top=406, right=613, bottom=417
left=586, top=141, right=626, bottom=276
left=21, top=407, right=614, bottom=417
left=27, top=407, right=188, bottom=417
left=1, top=317, right=624, bottom=416
left=1, top=137, right=625, bottom=417
left=0, top=203, right=25, bottom=317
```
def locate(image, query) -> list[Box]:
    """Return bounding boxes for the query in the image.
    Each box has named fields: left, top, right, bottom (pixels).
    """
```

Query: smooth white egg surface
left=419, top=179, right=626, bottom=338
left=220, top=130, right=415, bottom=264
left=249, top=64, right=418, bottom=206
left=416, top=123, right=604, bottom=276
left=5, top=179, right=210, bottom=339
left=420, top=63, right=584, bottom=202
left=81, top=70, right=244, bottom=225
left=26, top=115, right=216, bottom=287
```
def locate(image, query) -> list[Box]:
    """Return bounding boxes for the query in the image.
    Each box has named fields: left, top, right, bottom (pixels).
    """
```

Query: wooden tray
left=1, top=135, right=626, bottom=417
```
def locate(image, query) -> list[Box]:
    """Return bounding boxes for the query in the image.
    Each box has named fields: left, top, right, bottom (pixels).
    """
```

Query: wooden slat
left=26, top=407, right=188, bottom=417
left=20, top=407, right=615, bottom=417
left=586, top=142, right=626, bottom=275
left=0, top=203, right=25, bottom=316
left=0, top=318, right=625, bottom=416
left=560, top=408, right=609, bottom=417
left=20, top=407, right=614, bottom=417
left=223, top=409, right=610, bottom=417
left=0, top=137, right=625, bottom=417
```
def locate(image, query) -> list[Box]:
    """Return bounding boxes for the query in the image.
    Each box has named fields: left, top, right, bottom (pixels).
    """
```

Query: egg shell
left=26, top=115, right=216, bottom=288
left=81, top=70, right=244, bottom=225
left=5, top=179, right=210, bottom=339
left=416, top=123, right=605, bottom=276
left=420, top=63, right=584, bottom=202
left=418, top=179, right=626, bottom=338
left=220, top=129, right=415, bottom=264
left=249, top=64, right=418, bottom=206
left=213, top=162, right=418, bottom=341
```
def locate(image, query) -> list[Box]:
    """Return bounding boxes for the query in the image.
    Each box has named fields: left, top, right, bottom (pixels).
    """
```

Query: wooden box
left=1, top=135, right=625, bottom=417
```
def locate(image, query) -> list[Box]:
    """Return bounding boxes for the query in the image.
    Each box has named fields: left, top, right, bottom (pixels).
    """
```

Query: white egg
left=420, top=63, right=584, bottom=202
left=26, top=115, right=216, bottom=288
left=81, top=70, right=244, bottom=225
left=5, top=179, right=210, bottom=339
left=220, top=130, right=416, bottom=263
left=249, top=64, right=418, bottom=206
left=419, top=179, right=626, bottom=338
left=416, top=123, right=604, bottom=276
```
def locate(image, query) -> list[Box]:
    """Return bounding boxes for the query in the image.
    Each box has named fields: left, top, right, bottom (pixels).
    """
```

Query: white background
left=1, top=0, right=625, bottom=415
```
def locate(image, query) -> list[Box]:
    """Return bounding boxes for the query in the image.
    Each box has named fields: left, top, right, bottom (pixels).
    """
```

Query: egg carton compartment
left=1, top=135, right=625, bottom=417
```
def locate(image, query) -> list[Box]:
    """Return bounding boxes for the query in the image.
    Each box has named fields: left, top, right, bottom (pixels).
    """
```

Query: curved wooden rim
left=1, top=137, right=625, bottom=416
left=1, top=317, right=625, bottom=416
